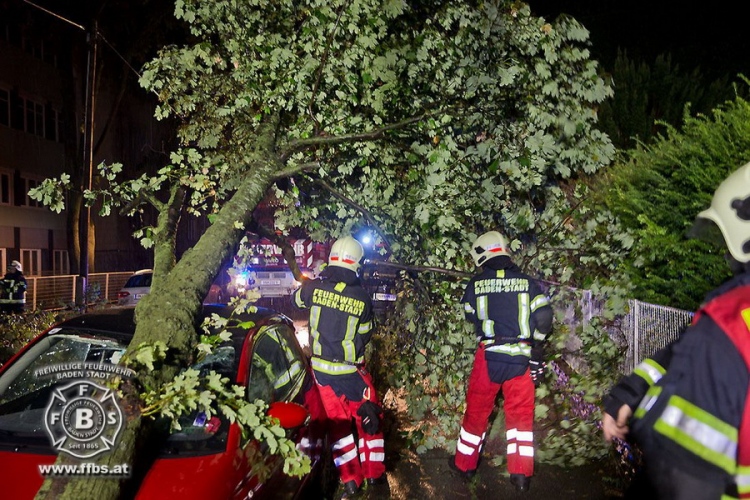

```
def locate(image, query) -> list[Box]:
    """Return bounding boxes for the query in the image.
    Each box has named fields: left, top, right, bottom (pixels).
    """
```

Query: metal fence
left=620, top=299, right=693, bottom=373
left=25, top=272, right=134, bottom=310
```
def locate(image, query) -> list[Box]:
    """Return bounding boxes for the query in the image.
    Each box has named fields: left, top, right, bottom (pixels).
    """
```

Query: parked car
left=0, top=305, right=330, bottom=499
left=116, top=269, right=153, bottom=306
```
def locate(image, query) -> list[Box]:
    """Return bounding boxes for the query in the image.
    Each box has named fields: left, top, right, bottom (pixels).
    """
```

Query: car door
left=233, top=323, right=310, bottom=500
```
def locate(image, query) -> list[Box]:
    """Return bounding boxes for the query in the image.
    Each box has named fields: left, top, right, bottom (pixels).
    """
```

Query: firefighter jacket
left=462, top=256, right=553, bottom=377
left=604, top=271, right=750, bottom=499
left=0, top=270, right=27, bottom=308
left=292, top=266, right=374, bottom=399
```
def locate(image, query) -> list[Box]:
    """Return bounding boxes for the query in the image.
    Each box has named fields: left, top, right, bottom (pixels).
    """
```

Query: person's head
left=7, top=260, right=22, bottom=274
left=328, top=236, right=365, bottom=275
left=691, top=162, right=750, bottom=274
left=470, top=231, right=510, bottom=267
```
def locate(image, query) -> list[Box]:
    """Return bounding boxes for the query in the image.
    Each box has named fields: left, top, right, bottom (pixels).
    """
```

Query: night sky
left=528, top=0, right=750, bottom=79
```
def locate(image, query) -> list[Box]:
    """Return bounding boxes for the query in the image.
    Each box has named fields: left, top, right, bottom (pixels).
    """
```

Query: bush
left=0, top=310, right=60, bottom=366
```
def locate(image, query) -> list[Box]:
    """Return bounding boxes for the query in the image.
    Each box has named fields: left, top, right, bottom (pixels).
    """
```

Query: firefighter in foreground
left=602, top=162, right=750, bottom=499
left=450, top=231, right=553, bottom=492
left=292, top=236, right=385, bottom=498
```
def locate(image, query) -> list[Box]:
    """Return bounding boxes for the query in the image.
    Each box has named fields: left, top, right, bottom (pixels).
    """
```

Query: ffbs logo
left=44, top=380, right=123, bottom=459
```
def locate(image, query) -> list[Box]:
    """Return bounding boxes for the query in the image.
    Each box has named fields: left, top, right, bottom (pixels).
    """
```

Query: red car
left=0, top=305, right=330, bottom=499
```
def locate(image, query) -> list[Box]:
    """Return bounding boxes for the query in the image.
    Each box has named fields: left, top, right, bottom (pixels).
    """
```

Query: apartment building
left=0, top=2, right=176, bottom=276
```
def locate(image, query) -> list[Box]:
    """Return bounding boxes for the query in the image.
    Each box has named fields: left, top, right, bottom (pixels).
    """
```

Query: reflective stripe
left=507, top=428, right=518, bottom=440
left=485, top=343, right=531, bottom=357
left=342, top=316, right=358, bottom=361
left=519, top=445, right=534, bottom=457
left=367, top=438, right=385, bottom=448
left=460, top=427, right=483, bottom=446
left=478, top=295, right=489, bottom=324
left=456, top=441, right=475, bottom=456
left=653, top=395, right=737, bottom=474
left=369, top=452, right=385, bottom=462
left=358, top=320, right=372, bottom=334
left=310, top=306, right=322, bottom=356
left=507, top=443, right=517, bottom=454
left=333, top=434, right=355, bottom=450
left=516, top=431, right=533, bottom=442
left=634, top=358, right=666, bottom=386
left=334, top=448, right=358, bottom=467
left=482, top=318, right=495, bottom=338
left=311, top=357, right=358, bottom=375
left=737, top=464, right=750, bottom=494
left=634, top=386, right=662, bottom=419
left=533, top=329, right=547, bottom=342
left=518, top=293, right=530, bottom=339
left=293, top=289, right=305, bottom=309
left=530, top=294, right=550, bottom=311
left=465, top=302, right=475, bottom=314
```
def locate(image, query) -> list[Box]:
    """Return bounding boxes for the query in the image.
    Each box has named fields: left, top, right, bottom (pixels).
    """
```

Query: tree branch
left=313, top=178, right=393, bottom=255
left=366, top=260, right=471, bottom=279
left=278, top=114, right=428, bottom=161
left=307, top=3, right=349, bottom=135
left=255, top=224, right=306, bottom=281
left=271, top=161, right=321, bottom=181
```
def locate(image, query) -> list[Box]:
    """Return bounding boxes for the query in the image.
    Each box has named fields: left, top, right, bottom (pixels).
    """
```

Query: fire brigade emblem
left=44, top=380, right=123, bottom=459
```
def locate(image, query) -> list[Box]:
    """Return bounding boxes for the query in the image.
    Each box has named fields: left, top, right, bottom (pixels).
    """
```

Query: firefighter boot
left=341, top=480, right=360, bottom=499
left=448, top=457, right=476, bottom=480
left=510, top=474, right=531, bottom=492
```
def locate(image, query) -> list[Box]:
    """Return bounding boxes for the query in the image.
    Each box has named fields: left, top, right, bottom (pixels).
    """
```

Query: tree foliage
left=596, top=51, right=740, bottom=150
left=28, top=1, right=637, bottom=495
left=599, top=81, right=750, bottom=310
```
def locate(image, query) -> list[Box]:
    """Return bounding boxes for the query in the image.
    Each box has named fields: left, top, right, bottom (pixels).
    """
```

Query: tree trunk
left=37, top=155, right=278, bottom=499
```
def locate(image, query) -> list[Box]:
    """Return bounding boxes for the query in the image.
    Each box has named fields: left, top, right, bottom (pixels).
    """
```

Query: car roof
left=54, top=305, right=287, bottom=344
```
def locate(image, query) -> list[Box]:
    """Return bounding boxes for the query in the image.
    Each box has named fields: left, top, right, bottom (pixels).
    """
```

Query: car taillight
left=117, top=291, right=130, bottom=298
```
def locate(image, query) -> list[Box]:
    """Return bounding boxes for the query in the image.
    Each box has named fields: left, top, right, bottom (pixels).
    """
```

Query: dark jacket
left=0, top=270, right=27, bottom=311
left=292, top=266, right=374, bottom=400
left=604, top=271, right=750, bottom=497
left=462, top=256, right=553, bottom=381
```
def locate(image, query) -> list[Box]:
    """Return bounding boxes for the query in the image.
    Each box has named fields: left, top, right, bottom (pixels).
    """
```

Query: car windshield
left=158, top=345, right=237, bottom=457
left=0, top=330, right=238, bottom=457
left=0, top=330, right=127, bottom=446
left=124, top=273, right=152, bottom=288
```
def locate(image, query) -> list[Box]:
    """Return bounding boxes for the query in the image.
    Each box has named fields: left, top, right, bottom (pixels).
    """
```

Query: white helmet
left=8, top=260, right=22, bottom=273
left=470, top=231, right=510, bottom=267
left=328, top=236, right=364, bottom=274
left=694, top=162, right=750, bottom=263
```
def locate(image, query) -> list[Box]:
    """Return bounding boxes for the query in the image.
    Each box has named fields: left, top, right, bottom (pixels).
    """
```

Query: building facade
left=0, top=1, right=176, bottom=276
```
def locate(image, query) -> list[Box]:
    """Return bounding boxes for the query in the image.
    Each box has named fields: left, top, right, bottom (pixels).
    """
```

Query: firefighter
left=602, top=162, right=750, bottom=499
left=0, top=260, right=27, bottom=314
left=450, top=231, right=553, bottom=492
left=292, top=236, right=385, bottom=498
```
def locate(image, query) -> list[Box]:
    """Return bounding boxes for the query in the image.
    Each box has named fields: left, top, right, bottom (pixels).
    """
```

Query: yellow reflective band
left=653, top=395, right=737, bottom=474
left=634, top=386, right=662, bottom=419
left=485, top=343, right=531, bottom=357
left=634, top=358, right=666, bottom=386
left=735, top=464, right=750, bottom=494
left=311, top=357, right=358, bottom=375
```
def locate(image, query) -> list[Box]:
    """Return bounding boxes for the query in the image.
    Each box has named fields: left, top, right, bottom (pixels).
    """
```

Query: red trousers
left=454, top=345, right=536, bottom=477
left=315, top=369, right=385, bottom=486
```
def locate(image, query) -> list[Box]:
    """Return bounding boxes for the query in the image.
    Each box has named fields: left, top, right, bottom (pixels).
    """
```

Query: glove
left=357, top=401, right=383, bottom=435
left=529, top=359, right=546, bottom=387
left=529, top=344, right=546, bottom=387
